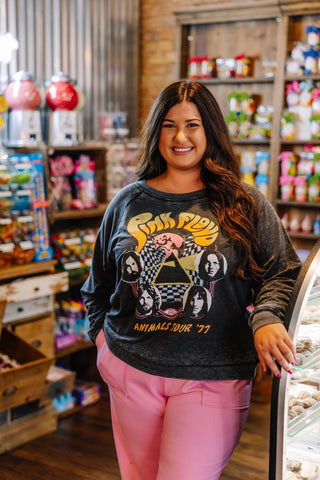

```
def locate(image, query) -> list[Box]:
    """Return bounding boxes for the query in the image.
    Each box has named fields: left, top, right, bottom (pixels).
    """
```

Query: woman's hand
left=253, top=323, right=295, bottom=378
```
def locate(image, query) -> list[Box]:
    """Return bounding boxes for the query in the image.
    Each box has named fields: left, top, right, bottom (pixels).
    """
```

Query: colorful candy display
left=50, top=228, right=98, bottom=281
left=278, top=146, right=320, bottom=203
left=0, top=153, right=52, bottom=265
left=49, top=154, right=97, bottom=211
left=240, top=150, right=270, bottom=196
left=225, top=90, right=273, bottom=140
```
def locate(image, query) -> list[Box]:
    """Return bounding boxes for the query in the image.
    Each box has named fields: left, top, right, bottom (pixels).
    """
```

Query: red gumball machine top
left=5, top=71, right=42, bottom=111
left=46, top=72, right=78, bottom=111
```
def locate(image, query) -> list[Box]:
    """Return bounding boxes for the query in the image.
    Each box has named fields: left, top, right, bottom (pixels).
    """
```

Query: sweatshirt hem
left=108, top=341, right=257, bottom=381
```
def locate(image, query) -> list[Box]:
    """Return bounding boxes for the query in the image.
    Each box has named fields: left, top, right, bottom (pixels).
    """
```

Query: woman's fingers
left=254, top=323, right=296, bottom=378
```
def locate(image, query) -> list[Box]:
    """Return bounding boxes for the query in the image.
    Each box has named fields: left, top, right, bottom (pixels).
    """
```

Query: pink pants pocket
left=96, top=331, right=127, bottom=395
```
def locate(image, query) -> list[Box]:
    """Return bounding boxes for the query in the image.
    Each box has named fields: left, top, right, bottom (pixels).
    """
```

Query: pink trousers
left=96, top=330, right=252, bottom=480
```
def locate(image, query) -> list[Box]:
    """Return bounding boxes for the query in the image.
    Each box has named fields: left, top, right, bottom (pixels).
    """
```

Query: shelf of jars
left=49, top=204, right=108, bottom=222
left=186, top=76, right=275, bottom=85
left=276, top=200, right=320, bottom=208
left=0, top=259, right=57, bottom=282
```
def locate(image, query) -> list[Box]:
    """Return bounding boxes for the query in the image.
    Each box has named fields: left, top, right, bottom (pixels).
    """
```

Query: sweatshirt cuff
left=249, top=310, right=282, bottom=334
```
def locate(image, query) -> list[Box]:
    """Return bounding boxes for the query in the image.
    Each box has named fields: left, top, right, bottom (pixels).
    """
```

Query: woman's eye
left=162, top=123, right=175, bottom=128
left=187, top=123, right=199, bottom=128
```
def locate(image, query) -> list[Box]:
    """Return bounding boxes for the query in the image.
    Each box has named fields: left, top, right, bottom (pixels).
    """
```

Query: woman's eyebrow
left=162, top=117, right=200, bottom=122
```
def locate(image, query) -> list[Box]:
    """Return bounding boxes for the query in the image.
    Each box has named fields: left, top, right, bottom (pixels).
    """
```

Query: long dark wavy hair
left=137, top=80, right=264, bottom=281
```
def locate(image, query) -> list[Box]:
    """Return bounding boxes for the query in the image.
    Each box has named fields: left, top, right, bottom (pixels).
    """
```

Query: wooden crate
left=44, top=365, right=76, bottom=400
left=0, top=404, right=57, bottom=454
left=10, top=314, right=55, bottom=357
left=2, top=295, right=54, bottom=324
left=0, top=271, right=68, bottom=303
left=0, top=328, right=54, bottom=411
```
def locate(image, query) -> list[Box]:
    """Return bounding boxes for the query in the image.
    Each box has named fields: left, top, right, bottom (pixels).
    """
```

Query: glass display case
left=270, top=239, right=320, bottom=480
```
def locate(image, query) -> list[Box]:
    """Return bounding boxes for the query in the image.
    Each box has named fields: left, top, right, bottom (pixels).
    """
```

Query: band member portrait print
left=137, top=283, right=161, bottom=317
left=183, top=285, right=211, bottom=319
left=197, top=248, right=227, bottom=289
left=121, top=250, right=143, bottom=283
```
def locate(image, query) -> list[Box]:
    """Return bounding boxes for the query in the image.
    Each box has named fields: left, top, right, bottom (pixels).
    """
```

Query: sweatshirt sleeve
left=247, top=188, right=301, bottom=334
left=80, top=210, right=116, bottom=343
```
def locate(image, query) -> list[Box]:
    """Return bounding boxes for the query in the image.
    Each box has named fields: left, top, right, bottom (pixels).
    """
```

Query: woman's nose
left=175, top=129, right=187, bottom=142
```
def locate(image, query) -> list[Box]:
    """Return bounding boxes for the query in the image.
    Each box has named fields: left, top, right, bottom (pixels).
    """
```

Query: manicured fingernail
left=277, top=373, right=281, bottom=379
left=262, top=369, right=266, bottom=375
left=288, top=370, right=293, bottom=375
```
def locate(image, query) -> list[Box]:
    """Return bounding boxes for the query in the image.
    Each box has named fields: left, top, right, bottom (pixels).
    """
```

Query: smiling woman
left=81, top=80, right=301, bottom=480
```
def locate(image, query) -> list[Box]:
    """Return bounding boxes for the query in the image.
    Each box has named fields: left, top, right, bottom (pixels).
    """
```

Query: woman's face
left=158, top=101, right=207, bottom=174
left=204, top=254, right=220, bottom=278
left=190, top=291, right=204, bottom=316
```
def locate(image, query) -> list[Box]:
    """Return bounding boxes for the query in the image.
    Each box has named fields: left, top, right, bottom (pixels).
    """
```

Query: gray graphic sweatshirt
left=81, top=181, right=301, bottom=380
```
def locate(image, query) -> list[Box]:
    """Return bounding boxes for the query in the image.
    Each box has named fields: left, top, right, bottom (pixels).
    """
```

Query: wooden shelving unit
left=174, top=0, right=320, bottom=251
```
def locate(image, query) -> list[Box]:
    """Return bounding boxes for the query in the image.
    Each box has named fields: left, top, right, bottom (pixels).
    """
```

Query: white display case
left=270, top=239, right=320, bottom=479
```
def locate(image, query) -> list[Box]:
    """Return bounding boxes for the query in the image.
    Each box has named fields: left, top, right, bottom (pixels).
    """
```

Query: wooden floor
left=1, top=390, right=271, bottom=480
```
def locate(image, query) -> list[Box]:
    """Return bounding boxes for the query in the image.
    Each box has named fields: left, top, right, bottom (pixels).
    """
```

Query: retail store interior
left=1, top=1, right=320, bottom=479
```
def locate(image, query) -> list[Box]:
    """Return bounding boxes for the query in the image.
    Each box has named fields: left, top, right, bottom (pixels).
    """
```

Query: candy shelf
left=174, top=1, right=320, bottom=252
left=190, top=76, right=275, bottom=85
left=50, top=203, right=108, bottom=222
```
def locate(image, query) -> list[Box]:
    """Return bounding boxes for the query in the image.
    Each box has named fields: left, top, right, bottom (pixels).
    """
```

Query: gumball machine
left=5, top=71, right=42, bottom=146
left=46, top=72, right=79, bottom=146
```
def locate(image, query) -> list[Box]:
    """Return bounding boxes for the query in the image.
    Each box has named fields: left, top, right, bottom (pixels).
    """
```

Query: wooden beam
left=280, top=0, right=320, bottom=15
left=173, top=1, right=282, bottom=24
left=173, top=1, right=320, bottom=25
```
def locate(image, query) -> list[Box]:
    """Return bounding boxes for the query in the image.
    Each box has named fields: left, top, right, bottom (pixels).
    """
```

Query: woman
left=81, top=80, right=301, bottom=479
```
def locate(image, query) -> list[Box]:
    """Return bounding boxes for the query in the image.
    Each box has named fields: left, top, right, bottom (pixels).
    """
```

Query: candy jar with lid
left=46, top=72, right=78, bottom=111
left=5, top=71, right=41, bottom=111
left=299, top=80, right=314, bottom=107
left=188, top=57, right=201, bottom=79
left=239, top=92, right=255, bottom=116
left=279, top=175, right=295, bottom=201
left=281, top=111, right=297, bottom=140
left=294, top=176, right=308, bottom=202
left=234, top=53, right=251, bottom=78
left=289, top=214, right=301, bottom=233
left=278, top=151, right=297, bottom=177
left=227, top=92, right=239, bottom=113
left=306, top=26, right=320, bottom=48
left=5, top=71, right=42, bottom=146
left=46, top=72, right=79, bottom=146
left=280, top=212, right=290, bottom=231
left=240, top=150, right=255, bottom=185
left=297, top=151, right=314, bottom=178
left=200, top=56, right=216, bottom=79
left=310, top=114, right=320, bottom=140
left=255, top=173, right=269, bottom=197
left=286, top=42, right=306, bottom=76
left=308, top=174, right=320, bottom=202
left=286, top=81, right=300, bottom=109
left=303, top=49, right=319, bottom=76
left=256, top=151, right=270, bottom=177
left=301, top=213, right=313, bottom=233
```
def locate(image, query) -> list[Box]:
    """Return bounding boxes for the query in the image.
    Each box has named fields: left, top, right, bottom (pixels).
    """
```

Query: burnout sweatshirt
left=81, top=180, right=301, bottom=381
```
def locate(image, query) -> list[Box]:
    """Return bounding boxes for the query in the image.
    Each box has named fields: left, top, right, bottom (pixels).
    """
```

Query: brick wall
left=139, top=0, right=266, bottom=123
